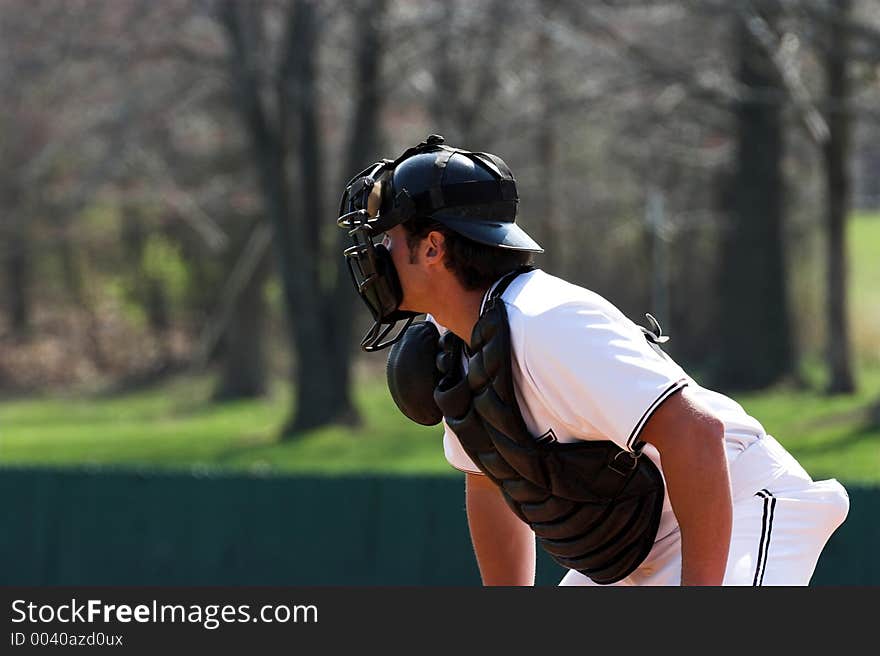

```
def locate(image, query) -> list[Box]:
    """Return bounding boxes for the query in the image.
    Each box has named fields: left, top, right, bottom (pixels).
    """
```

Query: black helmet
left=337, top=134, right=542, bottom=351
left=368, top=135, right=543, bottom=251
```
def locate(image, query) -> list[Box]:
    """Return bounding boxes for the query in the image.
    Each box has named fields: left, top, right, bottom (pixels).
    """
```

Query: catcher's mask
left=337, top=134, right=542, bottom=352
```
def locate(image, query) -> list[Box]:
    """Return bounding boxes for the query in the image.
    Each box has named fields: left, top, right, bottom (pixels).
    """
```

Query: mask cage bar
left=338, top=163, right=415, bottom=352
left=360, top=314, right=416, bottom=352
left=336, top=136, right=452, bottom=352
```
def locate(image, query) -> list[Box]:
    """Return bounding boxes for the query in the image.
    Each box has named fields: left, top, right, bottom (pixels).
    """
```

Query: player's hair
left=401, top=215, right=533, bottom=291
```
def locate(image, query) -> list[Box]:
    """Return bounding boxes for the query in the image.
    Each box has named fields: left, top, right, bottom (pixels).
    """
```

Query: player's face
left=382, top=224, right=429, bottom=313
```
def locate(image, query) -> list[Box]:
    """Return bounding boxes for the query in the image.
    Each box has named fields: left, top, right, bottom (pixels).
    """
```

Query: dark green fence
left=0, top=468, right=872, bottom=585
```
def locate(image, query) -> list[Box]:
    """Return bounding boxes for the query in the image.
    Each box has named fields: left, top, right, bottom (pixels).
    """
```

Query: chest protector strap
left=434, top=269, right=666, bottom=584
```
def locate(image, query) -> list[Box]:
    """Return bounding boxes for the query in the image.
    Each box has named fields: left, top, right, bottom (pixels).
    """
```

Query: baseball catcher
left=337, top=134, right=849, bottom=586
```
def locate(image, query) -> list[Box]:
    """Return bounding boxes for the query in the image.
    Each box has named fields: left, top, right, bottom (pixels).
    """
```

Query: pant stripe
left=753, top=489, right=777, bottom=586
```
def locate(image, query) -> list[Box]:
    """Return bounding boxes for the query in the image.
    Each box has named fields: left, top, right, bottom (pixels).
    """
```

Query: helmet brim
left=433, top=214, right=544, bottom=253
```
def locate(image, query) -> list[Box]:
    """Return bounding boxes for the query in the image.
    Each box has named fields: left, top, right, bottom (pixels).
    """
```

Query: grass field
left=0, top=364, right=878, bottom=482
left=0, top=375, right=450, bottom=474
left=0, top=214, right=878, bottom=483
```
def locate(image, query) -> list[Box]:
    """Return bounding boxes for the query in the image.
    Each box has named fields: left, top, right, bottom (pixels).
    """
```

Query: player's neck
left=424, top=281, right=489, bottom=349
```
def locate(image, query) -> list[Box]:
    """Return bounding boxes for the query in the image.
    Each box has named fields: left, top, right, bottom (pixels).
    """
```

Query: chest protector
left=434, top=270, right=666, bottom=584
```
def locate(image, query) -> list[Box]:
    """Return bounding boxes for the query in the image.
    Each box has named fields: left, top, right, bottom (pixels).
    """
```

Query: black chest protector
left=433, top=269, right=666, bottom=584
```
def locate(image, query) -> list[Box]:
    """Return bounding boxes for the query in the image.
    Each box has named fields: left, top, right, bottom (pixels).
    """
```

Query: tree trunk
left=6, top=217, right=30, bottom=340
left=823, top=0, right=855, bottom=394
left=430, top=0, right=508, bottom=146
left=219, top=0, right=306, bottom=416
left=456, top=0, right=508, bottom=147
left=324, top=0, right=390, bottom=428
left=431, top=2, right=462, bottom=139
left=283, top=0, right=352, bottom=433
left=220, top=0, right=384, bottom=438
left=715, top=12, right=793, bottom=390
left=534, top=18, right=560, bottom=273
left=213, top=252, right=270, bottom=400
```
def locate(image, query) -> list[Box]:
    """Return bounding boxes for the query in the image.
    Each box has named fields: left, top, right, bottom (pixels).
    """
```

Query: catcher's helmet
left=338, top=134, right=542, bottom=351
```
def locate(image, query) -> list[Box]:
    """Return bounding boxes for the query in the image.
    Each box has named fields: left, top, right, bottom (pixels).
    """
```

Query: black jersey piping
left=625, top=379, right=689, bottom=450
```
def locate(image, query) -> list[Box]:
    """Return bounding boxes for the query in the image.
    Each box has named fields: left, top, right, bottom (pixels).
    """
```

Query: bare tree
left=218, top=0, right=389, bottom=433
left=427, top=0, right=513, bottom=148
left=212, top=220, right=273, bottom=400
left=533, top=3, right=563, bottom=271
left=716, top=6, right=794, bottom=389
left=328, top=0, right=389, bottom=417
left=822, top=0, right=857, bottom=393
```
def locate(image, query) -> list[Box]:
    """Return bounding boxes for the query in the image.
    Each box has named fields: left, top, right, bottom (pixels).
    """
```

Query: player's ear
left=424, top=230, right=446, bottom=263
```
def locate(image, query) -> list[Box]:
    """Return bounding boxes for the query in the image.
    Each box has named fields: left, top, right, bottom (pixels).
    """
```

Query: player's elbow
left=682, top=411, right=725, bottom=458
left=703, top=413, right=725, bottom=443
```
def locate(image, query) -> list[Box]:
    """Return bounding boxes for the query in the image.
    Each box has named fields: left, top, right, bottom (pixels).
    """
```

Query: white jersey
left=431, top=269, right=849, bottom=585
left=434, top=269, right=797, bottom=544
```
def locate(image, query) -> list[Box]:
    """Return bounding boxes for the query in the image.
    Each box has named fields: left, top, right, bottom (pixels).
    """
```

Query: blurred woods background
left=1, top=0, right=879, bottom=439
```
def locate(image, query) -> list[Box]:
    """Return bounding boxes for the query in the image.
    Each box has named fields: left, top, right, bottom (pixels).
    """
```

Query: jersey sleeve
left=520, top=303, right=688, bottom=451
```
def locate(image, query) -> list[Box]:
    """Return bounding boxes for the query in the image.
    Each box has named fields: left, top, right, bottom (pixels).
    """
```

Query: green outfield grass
left=0, top=374, right=452, bottom=475
left=1, top=214, right=878, bottom=482
left=735, top=366, right=880, bottom=484
left=0, top=365, right=878, bottom=481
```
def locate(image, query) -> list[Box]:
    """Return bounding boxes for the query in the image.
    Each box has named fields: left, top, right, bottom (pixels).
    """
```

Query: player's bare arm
left=465, top=472, right=536, bottom=586
left=640, top=387, right=732, bottom=586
